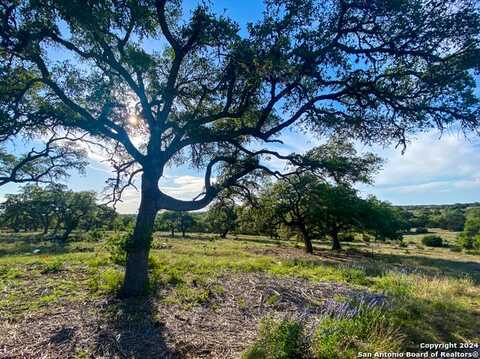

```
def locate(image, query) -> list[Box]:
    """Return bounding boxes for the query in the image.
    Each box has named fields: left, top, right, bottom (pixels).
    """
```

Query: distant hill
left=398, top=202, right=480, bottom=211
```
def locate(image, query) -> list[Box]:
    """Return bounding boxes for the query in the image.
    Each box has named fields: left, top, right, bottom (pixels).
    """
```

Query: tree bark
left=122, top=174, right=159, bottom=297
left=220, top=229, right=228, bottom=239
left=43, top=216, right=50, bottom=235
left=61, top=226, right=74, bottom=242
left=299, top=224, right=313, bottom=254
left=331, top=228, right=341, bottom=251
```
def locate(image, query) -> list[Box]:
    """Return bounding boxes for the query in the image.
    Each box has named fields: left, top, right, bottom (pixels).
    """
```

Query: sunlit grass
left=0, top=231, right=479, bottom=357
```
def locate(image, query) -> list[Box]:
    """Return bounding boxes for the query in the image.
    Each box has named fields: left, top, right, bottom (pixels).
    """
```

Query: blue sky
left=2, top=127, right=478, bottom=214
left=1, top=0, right=479, bottom=213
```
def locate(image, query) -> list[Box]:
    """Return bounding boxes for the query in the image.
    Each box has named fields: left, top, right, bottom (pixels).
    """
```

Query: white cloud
left=452, top=177, right=480, bottom=189
left=372, top=131, right=480, bottom=187
left=114, top=186, right=141, bottom=214
left=159, top=175, right=206, bottom=200
left=357, top=130, right=480, bottom=204
left=113, top=175, right=209, bottom=213
left=378, top=180, right=453, bottom=194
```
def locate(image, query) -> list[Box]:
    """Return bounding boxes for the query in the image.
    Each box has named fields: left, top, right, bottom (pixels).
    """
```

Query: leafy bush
left=40, top=260, right=62, bottom=274
left=458, top=233, right=480, bottom=250
left=88, top=228, right=104, bottom=241
left=88, top=268, right=123, bottom=295
left=457, top=208, right=480, bottom=249
left=421, top=235, right=443, bottom=247
left=105, top=230, right=132, bottom=265
left=242, top=317, right=308, bottom=359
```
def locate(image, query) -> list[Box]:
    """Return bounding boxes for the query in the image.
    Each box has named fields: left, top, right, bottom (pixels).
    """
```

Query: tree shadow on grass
left=0, top=240, right=70, bottom=257
left=360, top=251, right=480, bottom=284
left=94, top=296, right=179, bottom=359
left=392, top=291, right=480, bottom=350
left=275, top=243, right=480, bottom=285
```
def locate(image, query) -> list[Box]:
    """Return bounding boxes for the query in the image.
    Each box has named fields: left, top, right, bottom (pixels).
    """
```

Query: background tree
left=0, top=193, right=29, bottom=232
left=177, top=212, right=195, bottom=238
left=458, top=208, right=480, bottom=249
left=237, top=203, right=279, bottom=238
left=21, top=185, right=55, bottom=234
left=362, top=197, right=409, bottom=242
left=84, top=204, right=118, bottom=232
left=313, top=183, right=366, bottom=251
left=262, top=175, right=319, bottom=253
left=2, top=0, right=479, bottom=295
left=52, top=191, right=98, bottom=241
left=259, top=137, right=382, bottom=252
left=156, top=211, right=180, bottom=238
left=440, top=209, right=465, bottom=232
left=114, top=214, right=136, bottom=232
left=0, top=185, right=104, bottom=239
left=206, top=197, right=238, bottom=239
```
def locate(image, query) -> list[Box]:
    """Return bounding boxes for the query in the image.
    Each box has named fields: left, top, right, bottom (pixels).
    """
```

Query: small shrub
left=449, top=246, right=462, bottom=253
left=458, top=233, right=480, bottom=250
left=89, top=228, right=104, bottom=241
left=421, top=235, right=443, bottom=247
left=243, top=317, right=308, bottom=359
left=40, top=260, right=62, bottom=274
left=163, top=286, right=211, bottom=308
left=1, top=267, right=24, bottom=279
left=266, top=292, right=281, bottom=305
left=88, top=268, right=123, bottom=295
left=105, top=230, right=132, bottom=265
left=464, top=249, right=480, bottom=256
left=363, top=262, right=386, bottom=277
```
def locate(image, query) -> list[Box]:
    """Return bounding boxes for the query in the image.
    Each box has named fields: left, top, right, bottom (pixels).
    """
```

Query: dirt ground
left=0, top=273, right=360, bottom=359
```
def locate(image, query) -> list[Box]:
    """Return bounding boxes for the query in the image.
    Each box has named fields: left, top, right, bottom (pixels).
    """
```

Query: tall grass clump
left=312, top=296, right=403, bottom=358
left=243, top=295, right=404, bottom=359
left=242, top=317, right=309, bottom=359
left=88, top=268, right=124, bottom=295
left=373, top=271, right=478, bottom=344
left=313, top=310, right=402, bottom=358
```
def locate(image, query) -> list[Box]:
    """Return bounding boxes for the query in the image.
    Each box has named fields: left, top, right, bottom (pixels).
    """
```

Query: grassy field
left=0, top=230, right=479, bottom=358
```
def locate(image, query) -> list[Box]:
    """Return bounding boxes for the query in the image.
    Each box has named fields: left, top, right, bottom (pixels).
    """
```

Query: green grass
left=312, top=307, right=403, bottom=358
left=243, top=317, right=308, bottom=359
left=0, top=230, right=479, bottom=358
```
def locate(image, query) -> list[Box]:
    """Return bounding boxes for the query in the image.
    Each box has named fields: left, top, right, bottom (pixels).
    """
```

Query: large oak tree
left=1, top=0, right=479, bottom=295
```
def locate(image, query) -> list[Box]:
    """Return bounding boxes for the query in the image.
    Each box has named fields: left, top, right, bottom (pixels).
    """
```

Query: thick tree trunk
left=299, top=225, right=313, bottom=254
left=61, top=226, right=74, bottom=242
left=43, top=216, right=50, bottom=235
left=122, top=174, right=159, bottom=297
left=182, top=229, right=186, bottom=238
left=170, top=227, right=175, bottom=238
left=331, top=228, right=341, bottom=251
left=220, top=229, right=228, bottom=239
